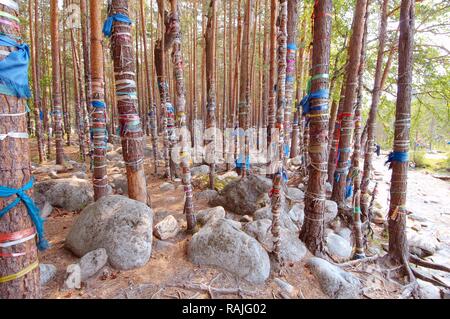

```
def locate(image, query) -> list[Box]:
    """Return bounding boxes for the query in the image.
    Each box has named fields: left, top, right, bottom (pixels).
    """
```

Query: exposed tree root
left=334, top=254, right=379, bottom=267
left=409, top=254, right=450, bottom=273
left=411, top=268, right=450, bottom=289
left=167, top=283, right=259, bottom=297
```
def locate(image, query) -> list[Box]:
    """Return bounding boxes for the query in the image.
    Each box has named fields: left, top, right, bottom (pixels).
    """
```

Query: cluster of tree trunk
left=0, top=0, right=418, bottom=298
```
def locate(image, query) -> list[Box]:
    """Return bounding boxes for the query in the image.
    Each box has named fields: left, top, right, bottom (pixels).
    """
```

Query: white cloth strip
left=0, top=233, right=36, bottom=248
left=0, top=132, right=28, bottom=141
left=0, top=110, right=27, bottom=117
left=0, top=0, right=19, bottom=11
left=0, top=49, right=10, bottom=56
left=116, top=94, right=138, bottom=101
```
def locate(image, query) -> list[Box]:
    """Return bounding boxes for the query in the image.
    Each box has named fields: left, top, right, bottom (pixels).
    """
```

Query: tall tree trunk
left=140, top=0, right=159, bottom=173
left=360, top=0, right=389, bottom=219
left=271, top=0, right=288, bottom=265
left=80, top=0, right=92, bottom=159
left=29, top=0, right=45, bottom=163
left=266, top=0, right=277, bottom=148
left=331, top=0, right=367, bottom=217
left=205, top=0, right=217, bottom=190
left=169, top=0, right=196, bottom=231
left=108, top=0, right=149, bottom=205
left=0, top=2, right=41, bottom=298
left=70, top=28, right=85, bottom=161
left=284, top=0, right=298, bottom=155
left=290, top=8, right=306, bottom=159
left=299, top=0, right=332, bottom=256
left=351, top=0, right=370, bottom=259
left=155, top=0, right=177, bottom=180
left=90, top=0, right=109, bottom=200
left=388, top=0, right=415, bottom=272
left=237, top=0, right=253, bottom=176
left=50, top=0, right=65, bottom=165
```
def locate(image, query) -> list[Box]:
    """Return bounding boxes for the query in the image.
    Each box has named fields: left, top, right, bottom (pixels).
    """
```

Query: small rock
left=274, top=278, right=295, bottom=296
left=40, top=264, right=57, bottom=286
left=306, top=257, right=362, bottom=299
left=195, top=206, right=226, bottom=226
left=153, top=215, right=180, bottom=240
left=160, top=182, right=175, bottom=192
left=372, top=209, right=385, bottom=225
left=326, top=233, right=352, bottom=259
left=79, top=248, right=108, bottom=281
left=64, top=264, right=81, bottom=290
left=324, top=200, right=338, bottom=224
left=325, top=182, right=332, bottom=194
left=298, top=183, right=305, bottom=191
left=418, top=280, right=441, bottom=299
left=408, top=231, right=440, bottom=257
left=40, top=201, right=53, bottom=219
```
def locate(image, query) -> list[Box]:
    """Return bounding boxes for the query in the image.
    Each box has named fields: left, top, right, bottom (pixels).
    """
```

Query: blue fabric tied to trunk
left=0, top=35, right=31, bottom=99
left=0, top=178, right=49, bottom=251
left=103, top=14, right=132, bottom=37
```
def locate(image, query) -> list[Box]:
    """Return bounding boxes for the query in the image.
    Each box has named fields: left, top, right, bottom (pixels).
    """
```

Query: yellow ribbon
left=0, top=260, right=39, bottom=284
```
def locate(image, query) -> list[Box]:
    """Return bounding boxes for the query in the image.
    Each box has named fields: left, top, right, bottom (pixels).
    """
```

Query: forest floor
left=30, top=141, right=450, bottom=299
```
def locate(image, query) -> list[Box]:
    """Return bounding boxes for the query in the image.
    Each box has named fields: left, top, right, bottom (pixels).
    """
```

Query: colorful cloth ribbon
left=103, top=14, right=132, bottom=37
left=0, top=178, right=48, bottom=250
left=0, top=35, right=31, bottom=98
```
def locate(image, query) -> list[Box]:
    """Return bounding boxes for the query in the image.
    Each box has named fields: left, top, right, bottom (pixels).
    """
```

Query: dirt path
left=371, top=153, right=450, bottom=286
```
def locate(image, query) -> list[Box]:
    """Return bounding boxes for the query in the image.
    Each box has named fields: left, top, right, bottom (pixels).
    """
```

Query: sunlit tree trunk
left=388, top=0, right=415, bottom=273
left=29, top=0, right=45, bottom=163
left=90, top=0, right=109, bottom=200
left=360, top=0, right=389, bottom=219
left=169, top=0, right=196, bottom=230
left=331, top=0, right=367, bottom=216
left=50, top=0, right=65, bottom=165
left=299, top=0, right=332, bottom=256
left=0, top=2, right=41, bottom=299
left=108, top=0, right=149, bottom=205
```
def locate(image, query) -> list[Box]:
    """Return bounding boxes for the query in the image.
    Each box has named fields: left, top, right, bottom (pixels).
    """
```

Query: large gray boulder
left=66, top=195, right=153, bottom=270
left=191, top=164, right=210, bottom=176
left=211, top=175, right=272, bottom=215
left=34, top=178, right=94, bottom=211
left=195, top=206, right=226, bottom=226
left=243, top=219, right=307, bottom=262
left=188, top=218, right=270, bottom=284
left=306, top=257, right=362, bottom=299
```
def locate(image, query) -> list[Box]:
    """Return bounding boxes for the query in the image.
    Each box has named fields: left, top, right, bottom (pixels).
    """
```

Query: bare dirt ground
left=30, top=142, right=449, bottom=299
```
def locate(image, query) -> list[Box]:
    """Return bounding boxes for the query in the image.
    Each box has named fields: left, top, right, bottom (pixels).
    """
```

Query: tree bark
left=140, top=0, right=159, bottom=173
left=108, top=0, right=148, bottom=205
left=50, top=0, right=65, bottom=165
left=360, top=0, right=389, bottom=219
left=331, top=0, right=367, bottom=216
left=388, top=0, right=415, bottom=266
left=299, top=0, right=332, bottom=256
left=169, top=0, right=196, bottom=230
left=90, top=0, right=109, bottom=200
left=205, top=0, right=217, bottom=190
left=28, top=0, right=45, bottom=163
left=0, top=2, right=41, bottom=299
